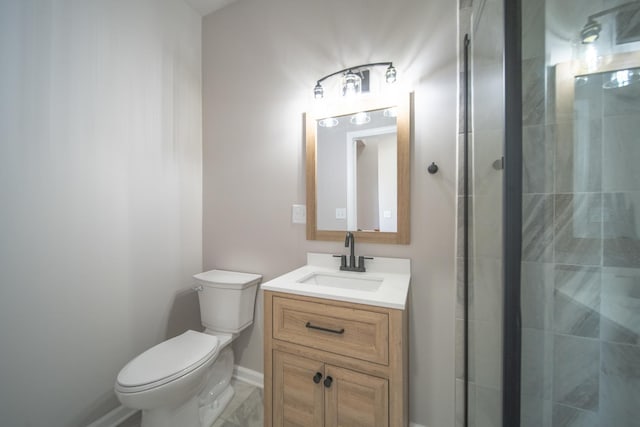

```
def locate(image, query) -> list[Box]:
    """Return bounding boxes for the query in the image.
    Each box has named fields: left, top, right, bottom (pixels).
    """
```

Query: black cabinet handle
left=323, top=376, right=333, bottom=388
left=305, top=322, right=345, bottom=335
left=313, top=372, right=323, bottom=384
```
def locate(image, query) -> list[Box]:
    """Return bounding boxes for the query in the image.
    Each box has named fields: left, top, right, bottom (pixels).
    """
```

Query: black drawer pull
left=313, top=372, right=323, bottom=384
left=305, top=322, right=345, bottom=335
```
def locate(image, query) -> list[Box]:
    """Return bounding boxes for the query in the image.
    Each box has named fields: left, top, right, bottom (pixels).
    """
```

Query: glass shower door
left=457, top=0, right=506, bottom=425
left=519, top=0, right=640, bottom=425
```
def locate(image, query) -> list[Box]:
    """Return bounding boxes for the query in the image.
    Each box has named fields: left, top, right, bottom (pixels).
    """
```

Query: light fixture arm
left=315, top=62, right=394, bottom=86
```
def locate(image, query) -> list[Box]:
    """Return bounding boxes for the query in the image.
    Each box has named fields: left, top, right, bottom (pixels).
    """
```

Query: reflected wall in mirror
left=306, top=93, right=410, bottom=244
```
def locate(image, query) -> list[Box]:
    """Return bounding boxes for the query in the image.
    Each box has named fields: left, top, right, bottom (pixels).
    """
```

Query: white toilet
left=114, top=269, right=262, bottom=427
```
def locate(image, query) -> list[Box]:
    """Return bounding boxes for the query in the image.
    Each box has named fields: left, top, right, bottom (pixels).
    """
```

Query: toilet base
left=200, top=384, right=235, bottom=426
left=141, top=393, right=200, bottom=427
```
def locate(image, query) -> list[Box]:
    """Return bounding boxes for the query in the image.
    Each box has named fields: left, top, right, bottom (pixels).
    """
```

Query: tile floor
left=118, top=379, right=263, bottom=427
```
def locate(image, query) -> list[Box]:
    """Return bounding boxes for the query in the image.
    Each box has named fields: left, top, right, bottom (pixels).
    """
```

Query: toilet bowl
left=114, top=270, right=261, bottom=427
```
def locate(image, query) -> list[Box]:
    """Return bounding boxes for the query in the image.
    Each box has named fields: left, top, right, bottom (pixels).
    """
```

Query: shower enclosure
left=458, top=0, right=640, bottom=426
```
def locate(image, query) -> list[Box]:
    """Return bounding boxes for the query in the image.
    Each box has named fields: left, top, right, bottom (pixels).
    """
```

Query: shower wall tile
left=601, top=267, right=640, bottom=345
left=603, top=115, right=640, bottom=192
left=474, top=194, right=502, bottom=259
left=521, top=396, right=551, bottom=427
left=553, top=335, right=600, bottom=411
left=473, top=320, right=502, bottom=390
left=555, top=119, right=602, bottom=193
left=472, top=58, right=504, bottom=132
left=603, top=192, right=640, bottom=268
left=553, top=265, right=601, bottom=338
left=599, top=341, right=640, bottom=426
left=472, top=129, right=504, bottom=197
left=521, top=0, right=545, bottom=60
left=554, top=193, right=602, bottom=266
left=521, top=328, right=553, bottom=399
left=522, top=56, right=546, bottom=126
left=475, top=385, right=501, bottom=427
left=551, top=404, right=599, bottom=427
left=521, top=261, right=554, bottom=330
left=473, top=258, right=502, bottom=324
left=523, top=194, right=554, bottom=262
left=523, top=124, right=554, bottom=194
left=546, top=67, right=557, bottom=125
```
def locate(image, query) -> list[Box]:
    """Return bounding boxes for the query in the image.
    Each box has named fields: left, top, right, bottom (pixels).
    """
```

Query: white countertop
left=261, top=253, right=411, bottom=309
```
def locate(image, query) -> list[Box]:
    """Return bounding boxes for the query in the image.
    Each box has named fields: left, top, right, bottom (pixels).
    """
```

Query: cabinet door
left=273, top=350, right=325, bottom=427
left=324, top=365, right=389, bottom=427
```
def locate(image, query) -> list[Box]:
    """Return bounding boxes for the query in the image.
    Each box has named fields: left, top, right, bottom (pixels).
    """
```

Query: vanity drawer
left=272, top=296, right=389, bottom=365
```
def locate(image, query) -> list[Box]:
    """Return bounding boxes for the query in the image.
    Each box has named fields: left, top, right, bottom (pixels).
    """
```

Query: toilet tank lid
left=116, top=330, right=218, bottom=389
left=193, top=269, right=262, bottom=289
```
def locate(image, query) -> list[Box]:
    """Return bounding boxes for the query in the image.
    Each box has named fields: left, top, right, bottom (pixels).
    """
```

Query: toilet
left=114, top=269, right=262, bottom=427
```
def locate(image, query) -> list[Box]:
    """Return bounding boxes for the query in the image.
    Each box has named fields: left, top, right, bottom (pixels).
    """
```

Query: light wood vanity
left=263, top=290, right=408, bottom=427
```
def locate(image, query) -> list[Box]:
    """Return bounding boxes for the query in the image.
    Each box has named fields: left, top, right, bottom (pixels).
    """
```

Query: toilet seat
left=116, top=330, right=219, bottom=394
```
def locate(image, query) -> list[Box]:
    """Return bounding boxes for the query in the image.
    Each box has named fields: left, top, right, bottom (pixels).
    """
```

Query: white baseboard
left=409, top=423, right=427, bottom=427
left=233, top=364, right=264, bottom=388
left=86, top=405, right=138, bottom=427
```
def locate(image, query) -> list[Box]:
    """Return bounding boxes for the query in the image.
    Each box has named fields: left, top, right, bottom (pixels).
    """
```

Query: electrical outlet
left=336, top=208, right=346, bottom=219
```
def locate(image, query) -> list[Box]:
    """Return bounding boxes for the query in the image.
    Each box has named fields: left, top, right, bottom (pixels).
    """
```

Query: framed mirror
left=306, top=93, right=411, bottom=244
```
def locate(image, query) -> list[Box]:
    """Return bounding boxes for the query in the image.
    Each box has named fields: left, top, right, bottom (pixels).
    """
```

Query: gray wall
left=202, top=0, right=458, bottom=425
left=0, top=1, right=203, bottom=425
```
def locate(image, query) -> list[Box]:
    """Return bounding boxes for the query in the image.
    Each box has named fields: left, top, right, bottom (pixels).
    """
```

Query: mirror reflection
left=316, top=108, right=398, bottom=232
left=306, top=92, right=410, bottom=244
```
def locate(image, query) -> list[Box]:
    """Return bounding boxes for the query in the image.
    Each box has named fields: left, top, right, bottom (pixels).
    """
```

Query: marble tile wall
left=459, top=0, right=640, bottom=426
left=520, top=5, right=640, bottom=426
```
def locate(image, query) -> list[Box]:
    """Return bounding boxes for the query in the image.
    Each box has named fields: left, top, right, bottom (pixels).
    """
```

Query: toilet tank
left=193, top=270, right=262, bottom=333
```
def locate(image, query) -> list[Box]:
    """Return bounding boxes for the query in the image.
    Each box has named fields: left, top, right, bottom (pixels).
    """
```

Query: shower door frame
left=502, top=0, right=523, bottom=425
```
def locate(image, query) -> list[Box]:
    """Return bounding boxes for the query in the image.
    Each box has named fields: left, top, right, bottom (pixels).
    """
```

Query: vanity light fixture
left=350, top=112, right=371, bottom=125
left=318, top=117, right=339, bottom=127
left=313, top=62, right=397, bottom=99
left=580, top=19, right=602, bottom=44
left=383, top=107, right=398, bottom=118
left=579, top=1, right=639, bottom=44
left=603, top=69, right=640, bottom=89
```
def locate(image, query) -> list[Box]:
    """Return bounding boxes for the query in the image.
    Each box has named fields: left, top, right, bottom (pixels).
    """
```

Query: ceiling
left=183, top=0, right=237, bottom=16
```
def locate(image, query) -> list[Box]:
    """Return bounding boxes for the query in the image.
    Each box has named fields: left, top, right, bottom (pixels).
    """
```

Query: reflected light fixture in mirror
left=318, top=117, right=339, bottom=127
left=603, top=68, right=640, bottom=89
left=313, top=62, right=397, bottom=99
left=350, top=112, right=371, bottom=125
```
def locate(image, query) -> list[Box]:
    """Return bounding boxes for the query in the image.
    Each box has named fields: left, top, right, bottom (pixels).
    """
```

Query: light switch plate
left=292, top=204, right=306, bottom=224
left=335, top=208, right=346, bottom=219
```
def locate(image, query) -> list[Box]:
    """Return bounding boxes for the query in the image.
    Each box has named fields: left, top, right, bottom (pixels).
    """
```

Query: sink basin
left=261, top=253, right=411, bottom=309
left=297, top=272, right=383, bottom=292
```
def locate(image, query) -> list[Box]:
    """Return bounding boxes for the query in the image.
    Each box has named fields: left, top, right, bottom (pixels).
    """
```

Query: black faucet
left=345, top=231, right=356, bottom=269
left=333, top=232, right=372, bottom=272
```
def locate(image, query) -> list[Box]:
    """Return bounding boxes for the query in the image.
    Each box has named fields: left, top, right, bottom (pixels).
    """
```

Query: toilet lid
left=116, top=330, right=219, bottom=391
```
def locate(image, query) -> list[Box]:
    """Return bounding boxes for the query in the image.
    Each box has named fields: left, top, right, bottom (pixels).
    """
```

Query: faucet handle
left=333, top=254, right=347, bottom=268
left=357, top=256, right=374, bottom=271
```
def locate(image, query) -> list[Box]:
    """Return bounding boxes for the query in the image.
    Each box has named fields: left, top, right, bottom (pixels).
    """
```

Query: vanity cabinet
left=264, top=291, right=408, bottom=427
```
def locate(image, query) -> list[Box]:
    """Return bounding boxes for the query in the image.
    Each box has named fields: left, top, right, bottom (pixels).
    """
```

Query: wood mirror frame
left=305, top=92, right=411, bottom=244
